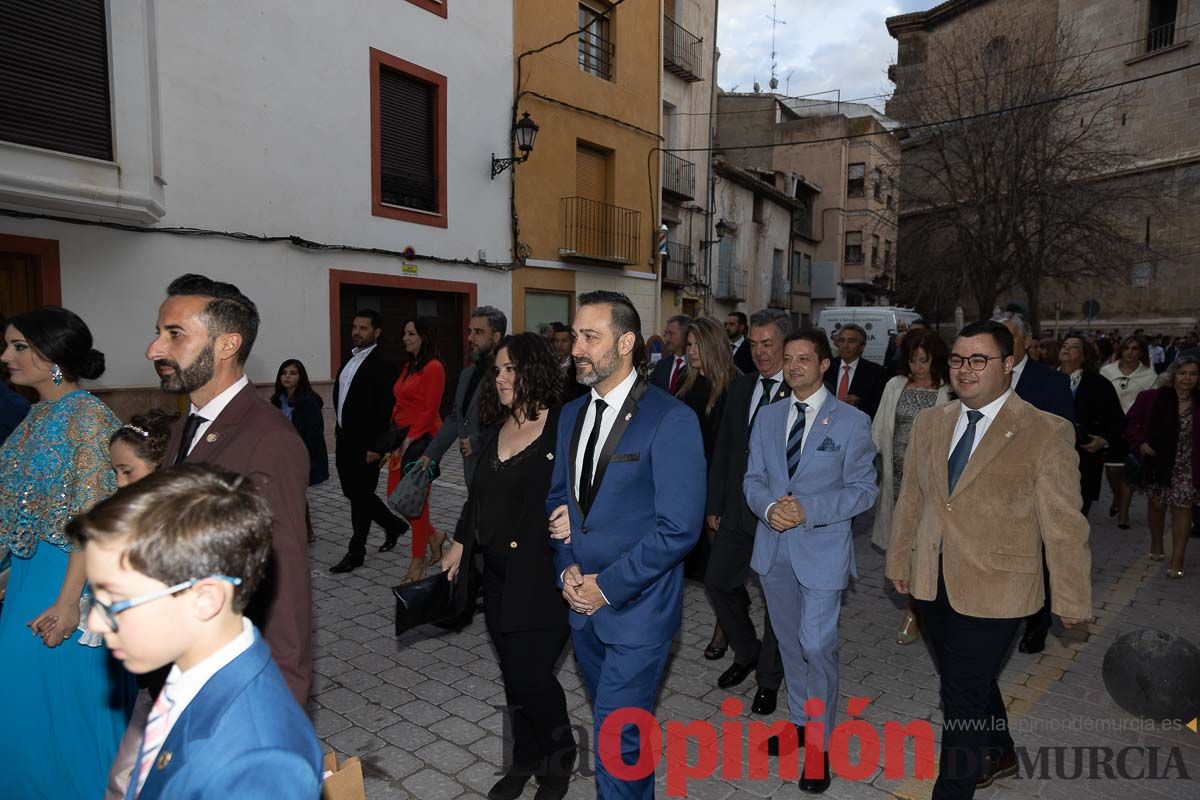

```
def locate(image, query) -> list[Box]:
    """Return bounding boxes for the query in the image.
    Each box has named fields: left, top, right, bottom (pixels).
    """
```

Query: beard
left=156, top=341, right=216, bottom=394
left=575, top=341, right=622, bottom=387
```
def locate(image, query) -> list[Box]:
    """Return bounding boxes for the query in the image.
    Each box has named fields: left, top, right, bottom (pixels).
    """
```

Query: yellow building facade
left=509, top=0, right=663, bottom=335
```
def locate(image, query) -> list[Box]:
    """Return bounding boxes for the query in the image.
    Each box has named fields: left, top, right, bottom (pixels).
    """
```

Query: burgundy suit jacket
left=164, top=382, right=312, bottom=702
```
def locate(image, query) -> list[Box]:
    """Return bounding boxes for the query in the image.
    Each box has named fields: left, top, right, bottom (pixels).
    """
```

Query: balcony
left=842, top=260, right=884, bottom=285
left=663, top=16, right=704, bottom=82
left=770, top=275, right=791, bottom=309
left=663, top=241, right=692, bottom=285
left=560, top=196, right=642, bottom=265
left=663, top=152, right=695, bottom=201
left=715, top=264, right=747, bottom=301
left=1146, top=21, right=1176, bottom=53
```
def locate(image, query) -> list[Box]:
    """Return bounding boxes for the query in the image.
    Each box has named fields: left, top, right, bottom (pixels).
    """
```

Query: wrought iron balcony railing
left=1146, top=21, right=1176, bottom=53
left=662, top=152, right=695, bottom=201
left=715, top=263, right=747, bottom=301
left=663, top=241, right=692, bottom=285
left=663, top=16, right=703, bottom=82
left=561, top=196, right=642, bottom=265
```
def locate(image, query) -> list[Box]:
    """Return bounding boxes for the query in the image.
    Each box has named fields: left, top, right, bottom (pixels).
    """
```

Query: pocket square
left=816, top=437, right=841, bottom=453
left=610, top=452, right=640, bottom=463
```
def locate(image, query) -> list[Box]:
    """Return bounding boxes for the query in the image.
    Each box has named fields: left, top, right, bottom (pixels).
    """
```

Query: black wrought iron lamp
left=699, top=218, right=729, bottom=250
left=491, top=112, right=540, bottom=179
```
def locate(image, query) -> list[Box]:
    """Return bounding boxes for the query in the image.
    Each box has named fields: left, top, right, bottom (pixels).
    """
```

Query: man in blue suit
left=744, top=328, right=878, bottom=794
left=548, top=291, right=705, bottom=800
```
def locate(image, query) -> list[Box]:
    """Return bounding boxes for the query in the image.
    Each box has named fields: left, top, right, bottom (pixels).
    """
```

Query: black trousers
left=704, top=526, right=784, bottom=690
left=915, top=565, right=1021, bottom=800
left=335, top=438, right=405, bottom=559
left=484, top=590, right=575, bottom=779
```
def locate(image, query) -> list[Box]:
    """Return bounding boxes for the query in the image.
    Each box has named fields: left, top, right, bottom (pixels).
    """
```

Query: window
left=1147, top=0, right=1178, bottom=52
left=802, top=253, right=812, bottom=290
left=887, top=177, right=896, bottom=208
left=845, top=231, right=863, bottom=264
left=371, top=49, right=447, bottom=227
left=884, top=239, right=893, bottom=268
left=752, top=194, right=765, bottom=224
left=579, top=3, right=613, bottom=80
left=871, top=234, right=880, bottom=266
left=1131, top=263, right=1152, bottom=288
left=0, top=1, right=112, bottom=160
left=525, top=291, right=572, bottom=334
left=404, top=0, right=447, bottom=17
left=873, top=168, right=883, bottom=201
left=847, top=163, right=865, bottom=197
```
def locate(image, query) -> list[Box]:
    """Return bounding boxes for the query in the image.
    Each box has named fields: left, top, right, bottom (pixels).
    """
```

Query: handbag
left=393, top=540, right=473, bottom=635
left=387, top=458, right=437, bottom=518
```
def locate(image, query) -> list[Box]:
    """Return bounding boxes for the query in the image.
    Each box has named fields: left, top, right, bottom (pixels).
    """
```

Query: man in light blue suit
left=548, top=291, right=705, bottom=800
left=744, top=328, right=878, bottom=794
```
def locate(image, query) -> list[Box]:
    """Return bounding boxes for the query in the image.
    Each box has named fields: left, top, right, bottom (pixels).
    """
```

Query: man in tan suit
left=886, top=319, right=1091, bottom=799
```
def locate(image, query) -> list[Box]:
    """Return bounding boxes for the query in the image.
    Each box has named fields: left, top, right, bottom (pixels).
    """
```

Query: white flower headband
left=122, top=424, right=150, bottom=438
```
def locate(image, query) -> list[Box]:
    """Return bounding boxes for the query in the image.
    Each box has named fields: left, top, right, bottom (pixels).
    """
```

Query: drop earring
left=51, top=364, right=63, bottom=385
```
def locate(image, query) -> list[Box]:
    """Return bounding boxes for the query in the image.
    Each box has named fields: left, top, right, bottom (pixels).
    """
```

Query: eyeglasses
left=948, top=354, right=1003, bottom=371
left=86, top=575, right=242, bottom=633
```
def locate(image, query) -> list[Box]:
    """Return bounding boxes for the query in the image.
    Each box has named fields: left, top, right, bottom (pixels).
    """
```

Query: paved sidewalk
left=305, top=451, right=1200, bottom=799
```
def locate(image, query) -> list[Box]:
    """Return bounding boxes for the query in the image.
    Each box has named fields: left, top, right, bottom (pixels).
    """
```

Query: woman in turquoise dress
left=0, top=307, right=132, bottom=799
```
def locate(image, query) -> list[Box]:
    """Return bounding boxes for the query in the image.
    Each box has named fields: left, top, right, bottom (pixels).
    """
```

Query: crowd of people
left=0, top=280, right=1195, bottom=800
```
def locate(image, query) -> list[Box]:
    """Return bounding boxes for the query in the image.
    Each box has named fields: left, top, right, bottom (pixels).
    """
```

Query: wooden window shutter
left=0, top=0, right=112, bottom=160
left=379, top=66, right=437, bottom=212
left=575, top=146, right=608, bottom=203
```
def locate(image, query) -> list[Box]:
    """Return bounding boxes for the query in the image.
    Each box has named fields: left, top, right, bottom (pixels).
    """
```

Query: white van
left=816, top=307, right=923, bottom=363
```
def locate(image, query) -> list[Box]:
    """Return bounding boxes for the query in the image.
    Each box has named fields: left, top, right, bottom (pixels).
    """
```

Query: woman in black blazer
left=272, top=359, right=329, bottom=486
left=1058, top=335, right=1125, bottom=516
left=440, top=333, right=574, bottom=800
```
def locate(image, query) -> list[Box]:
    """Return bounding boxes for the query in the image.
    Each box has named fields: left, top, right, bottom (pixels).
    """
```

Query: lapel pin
left=624, top=412, right=632, bottom=421
left=822, top=417, right=830, bottom=425
left=206, top=432, right=220, bottom=443
left=156, top=751, right=173, bottom=770
left=778, top=389, right=786, bottom=398
left=546, top=453, right=554, bottom=460
left=1005, top=431, right=1014, bottom=438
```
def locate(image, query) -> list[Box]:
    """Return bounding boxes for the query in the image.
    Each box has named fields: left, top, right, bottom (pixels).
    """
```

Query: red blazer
left=391, top=359, right=445, bottom=441
left=1125, top=387, right=1200, bottom=490
left=164, top=382, right=312, bottom=702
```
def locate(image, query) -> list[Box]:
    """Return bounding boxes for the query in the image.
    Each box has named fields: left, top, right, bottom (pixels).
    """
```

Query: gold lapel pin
left=156, top=751, right=173, bottom=770
left=206, top=432, right=220, bottom=443
left=777, top=389, right=787, bottom=398
left=822, top=417, right=830, bottom=425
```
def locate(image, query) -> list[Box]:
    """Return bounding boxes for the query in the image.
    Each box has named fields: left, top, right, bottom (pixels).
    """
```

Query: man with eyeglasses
left=886, top=319, right=1091, bottom=799
left=823, top=324, right=885, bottom=419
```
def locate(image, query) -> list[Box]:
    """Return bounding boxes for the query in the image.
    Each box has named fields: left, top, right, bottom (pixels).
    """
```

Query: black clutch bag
left=393, top=539, right=472, bottom=635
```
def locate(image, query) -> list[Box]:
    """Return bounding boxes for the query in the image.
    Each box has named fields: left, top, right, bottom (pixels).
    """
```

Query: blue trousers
left=571, top=623, right=671, bottom=800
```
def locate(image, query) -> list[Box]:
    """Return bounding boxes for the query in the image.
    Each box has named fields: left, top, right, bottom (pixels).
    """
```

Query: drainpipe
left=705, top=0, right=719, bottom=315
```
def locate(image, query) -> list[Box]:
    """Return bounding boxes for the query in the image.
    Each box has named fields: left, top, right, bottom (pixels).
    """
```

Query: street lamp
left=491, top=112, right=540, bottom=179
left=699, top=218, right=729, bottom=250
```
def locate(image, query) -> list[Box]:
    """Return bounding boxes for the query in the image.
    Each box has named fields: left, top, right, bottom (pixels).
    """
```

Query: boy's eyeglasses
left=87, top=575, right=242, bottom=633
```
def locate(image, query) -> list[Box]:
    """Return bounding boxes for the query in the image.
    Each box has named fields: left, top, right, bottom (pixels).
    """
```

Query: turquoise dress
left=0, top=390, right=133, bottom=799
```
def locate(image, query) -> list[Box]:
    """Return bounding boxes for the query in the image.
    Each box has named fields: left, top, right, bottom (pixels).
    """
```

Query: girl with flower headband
left=109, top=409, right=178, bottom=487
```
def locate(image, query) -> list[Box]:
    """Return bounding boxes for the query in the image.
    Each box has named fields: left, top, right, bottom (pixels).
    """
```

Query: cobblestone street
left=305, top=450, right=1200, bottom=799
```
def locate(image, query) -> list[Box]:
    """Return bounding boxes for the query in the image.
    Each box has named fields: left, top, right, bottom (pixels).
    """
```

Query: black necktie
left=579, top=398, right=608, bottom=513
left=175, top=413, right=206, bottom=465
left=749, top=377, right=776, bottom=430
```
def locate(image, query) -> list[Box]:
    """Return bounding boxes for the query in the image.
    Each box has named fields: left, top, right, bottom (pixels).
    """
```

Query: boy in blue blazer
left=68, top=465, right=323, bottom=800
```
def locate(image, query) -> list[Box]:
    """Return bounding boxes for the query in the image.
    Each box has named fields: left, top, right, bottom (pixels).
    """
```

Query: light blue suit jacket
left=130, top=630, right=323, bottom=800
left=548, top=378, right=706, bottom=645
left=744, top=393, right=878, bottom=590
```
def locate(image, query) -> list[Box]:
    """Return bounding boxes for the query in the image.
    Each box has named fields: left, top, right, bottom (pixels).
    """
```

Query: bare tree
left=889, top=14, right=1156, bottom=332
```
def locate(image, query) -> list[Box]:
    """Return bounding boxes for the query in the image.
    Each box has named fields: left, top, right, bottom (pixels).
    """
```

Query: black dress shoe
left=799, top=753, right=831, bottom=793
left=976, top=748, right=1018, bottom=789
left=329, top=554, right=363, bottom=574
left=1018, top=623, right=1050, bottom=654
left=751, top=687, right=778, bottom=715
left=379, top=519, right=410, bottom=552
left=488, top=772, right=531, bottom=800
left=765, top=723, right=804, bottom=756
left=704, top=644, right=727, bottom=660
left=717, top=662, right=753, bottom=689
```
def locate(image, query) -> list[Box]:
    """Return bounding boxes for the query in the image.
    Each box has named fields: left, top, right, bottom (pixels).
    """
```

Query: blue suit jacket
left=548, top=378, right=705, bottom=645
left=744, top=394, right=878, bottom=590
left=131, top=630, right=323, bottom=800
left=1015, top=358, right=1075, bottom=423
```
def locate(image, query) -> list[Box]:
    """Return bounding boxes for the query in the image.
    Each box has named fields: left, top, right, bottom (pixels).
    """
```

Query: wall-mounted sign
left=401, top=263, right=419, bottom=276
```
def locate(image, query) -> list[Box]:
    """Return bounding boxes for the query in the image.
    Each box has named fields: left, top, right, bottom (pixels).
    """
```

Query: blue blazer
left=1015, top=358, right=1075, bottom=423
left=744, top=394, right=878, bottom=590
left=131, top=630, right=323, bottom=800
left=548, top=378, right=705, bottom=645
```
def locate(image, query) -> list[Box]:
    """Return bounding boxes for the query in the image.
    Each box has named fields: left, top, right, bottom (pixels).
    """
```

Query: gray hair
left=666, top=314, right=692, bottom=329
left=470, top=306, right=508, bottom=337
left=992, top=310, right=1031, bottom=339
left=837, top=323, right=867, bottom=344
left=749, top=308, right=792, bottom=338
left=1166, top=355, right=1200, bottom=388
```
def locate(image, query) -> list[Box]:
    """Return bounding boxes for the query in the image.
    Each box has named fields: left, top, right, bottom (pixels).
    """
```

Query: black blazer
left=679, top=375, right=727, bottom=466
left=1072, top=371, right=1126, bottom=502
left=274, top=390, right=329, bottom=485
left=823, top=357, right=886, bottom=419
left=732, top=339, right=755, bottom=374
left=332, top=347, right=400, bottom=452
left=456, top=406, right=568, bottom=633
left=706, top=372, right=791, bottom=537
left=1015, top=358, right=1075, bottom=422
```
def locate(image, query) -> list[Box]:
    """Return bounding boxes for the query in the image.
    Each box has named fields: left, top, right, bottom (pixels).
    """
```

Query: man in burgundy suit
left=146, top=274, right=312, bottom=702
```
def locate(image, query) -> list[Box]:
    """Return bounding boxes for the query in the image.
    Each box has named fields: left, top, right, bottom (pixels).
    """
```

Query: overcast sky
left=715, top=0, right=933, bottom=112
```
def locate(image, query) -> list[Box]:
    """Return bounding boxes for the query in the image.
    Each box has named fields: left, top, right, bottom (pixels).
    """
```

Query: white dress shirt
left=1010, top=354, right=1029, bottom=390
left=747, top=369, right=786, bottom=425
left=187, top=375, right=251, bottom=455
left=136, top=618, right=256, bottom=791
left=949, top=389, right=1012, bottom=461
left=667, top=355, right=686, bottom=388
left=336, top=343, right=377, bottom=426
left=573, top=367, right=638, bottom=500
left=730, top=336, right=745, bottom=353
left=783, top=384, right=830, bottom=454
left=836, top=358, right=859, bottom=396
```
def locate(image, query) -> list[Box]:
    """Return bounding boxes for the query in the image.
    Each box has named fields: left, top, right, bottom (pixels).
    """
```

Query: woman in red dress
left=387, top=317, right=446, bottom=582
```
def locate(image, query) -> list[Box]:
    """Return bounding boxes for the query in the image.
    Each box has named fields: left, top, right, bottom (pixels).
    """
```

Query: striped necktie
left=135, top=686, right=176, bottom=796
left=786, top=401, right=808, bottom=477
